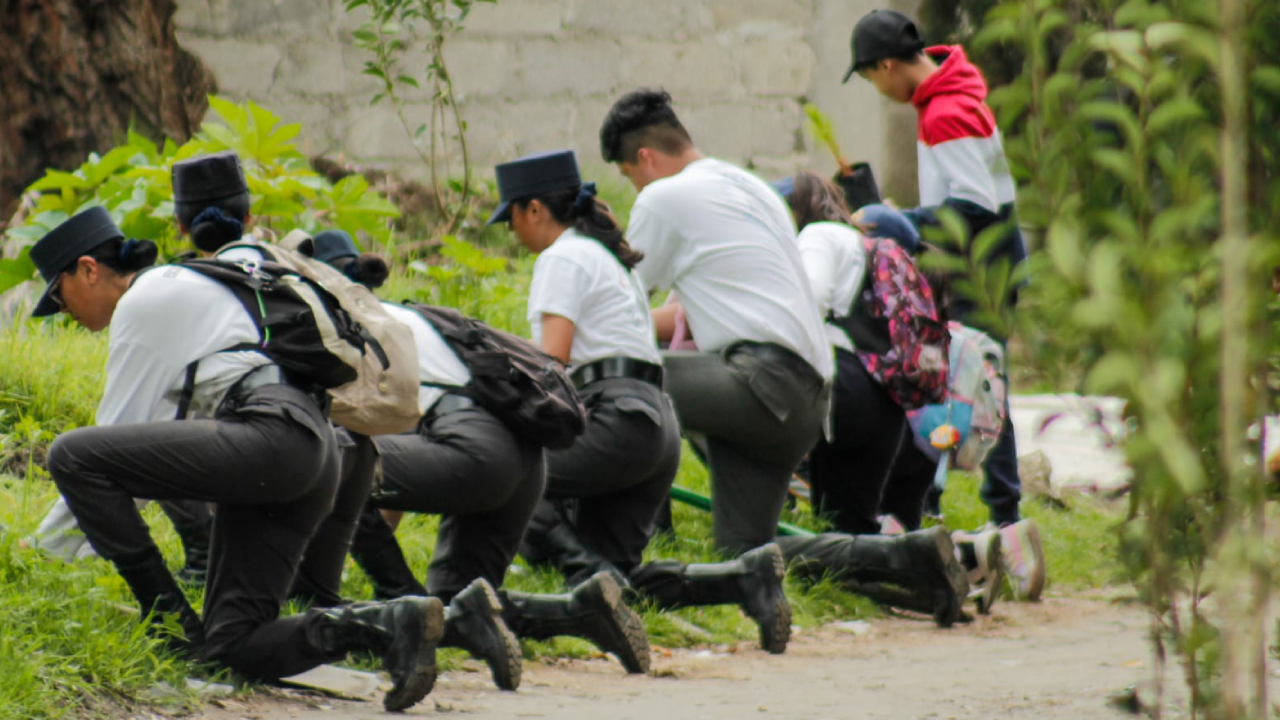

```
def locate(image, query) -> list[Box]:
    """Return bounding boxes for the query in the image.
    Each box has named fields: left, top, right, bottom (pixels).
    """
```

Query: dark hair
left=329, top=253, right=390, bottom=289
left=853, top=48, right=926, bottom=73
left=514, top=186, right=644, bottom=270
left=599, top=88, right=693, bottom=164
left=175, top=193, right=251, bottom=253
left=783, top=171, right=853, bottom=230
left=61, top=237, right=159, bottom=277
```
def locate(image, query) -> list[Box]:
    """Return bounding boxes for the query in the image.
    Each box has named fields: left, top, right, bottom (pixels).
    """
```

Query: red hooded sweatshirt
left=909, top=45, right=1018, bottom=218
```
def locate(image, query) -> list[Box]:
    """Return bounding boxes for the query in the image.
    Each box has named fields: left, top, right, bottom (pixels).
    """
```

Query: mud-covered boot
left=501, top=571, right=650, bottom=674
left=114, top=546, right=206, bottom=654
left=519, top=499, right=628, bottom=588
left=441, top=579, right=522, bottom=691
left=314, top=597, right=445, bottom=712
left=680, top=543, right=792, bottom=654
left=827, top=527, right=969, bottom=627
left=350, top=502, right=429, bottom=599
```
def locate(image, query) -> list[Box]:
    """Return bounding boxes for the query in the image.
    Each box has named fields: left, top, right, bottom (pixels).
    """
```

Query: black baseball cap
left=487, top=150, right=582, bottom=226
left=842, top=9, right=925, bottom=83
left=29, top=206, right=124, bottom=317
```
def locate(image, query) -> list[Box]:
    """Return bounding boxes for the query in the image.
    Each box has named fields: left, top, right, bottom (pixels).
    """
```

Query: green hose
left=669, top=485, right=815, bottom=538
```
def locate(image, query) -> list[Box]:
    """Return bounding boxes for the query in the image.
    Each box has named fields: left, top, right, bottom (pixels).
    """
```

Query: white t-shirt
left=381, top=302, right=472, bottom=414
left=626, top=158, right=834, bottom=381
left=796, top=222, right=868, bottom=353
left=527, top=229, right=661, bottom=368
left=97, top=265, right=274, bottom=425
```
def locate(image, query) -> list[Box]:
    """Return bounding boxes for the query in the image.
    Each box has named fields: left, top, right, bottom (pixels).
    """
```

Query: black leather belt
left=424, top=392, right=476, bottom=422
left=571, top=357, right=664, bottom=390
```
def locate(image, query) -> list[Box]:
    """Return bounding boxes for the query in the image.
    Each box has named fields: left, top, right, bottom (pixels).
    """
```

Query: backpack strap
left=174, top=361, right=200, bottom=420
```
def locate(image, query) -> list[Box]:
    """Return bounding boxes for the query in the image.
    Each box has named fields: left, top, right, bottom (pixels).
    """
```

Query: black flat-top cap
left=29, top=206, right=124, bottom=317
left=313, top=229, right=360, bottom=263
left=843, top=9, right=925, bottom=83
left=487, top=149, right=582, bottom=226
left=172, top=150, right=249, bottom=204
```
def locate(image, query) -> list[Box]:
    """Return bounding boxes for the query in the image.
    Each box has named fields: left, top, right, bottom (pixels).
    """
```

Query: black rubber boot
left=441, top=578, right=522, bottom=691
left=519, top=499, right=628, bottom=588
left=349, top=502, right=429, bottom=600
left=796, top=527, right=970, bottom=628
left=313, top=597, right=445, bottom=712
left=679, top=543, right=792, bottom=654
left=113, top=545, right=206, bottom=654
left=501, top=571, right=650, bottom=674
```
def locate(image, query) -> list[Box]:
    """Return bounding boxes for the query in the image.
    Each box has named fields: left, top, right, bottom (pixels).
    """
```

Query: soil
left=189, top=594, right=1160, bottom=720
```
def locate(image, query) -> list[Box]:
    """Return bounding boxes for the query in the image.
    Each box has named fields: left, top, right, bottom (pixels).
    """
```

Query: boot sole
left=585, top=573, right=651, bottom=674
left=457, top=581, right=523, bottom=691
left=383, top=596, right=445, bottom=712
left=746, top=544, right=791, bottom=654
left=925, top=528, right=968, bottom=628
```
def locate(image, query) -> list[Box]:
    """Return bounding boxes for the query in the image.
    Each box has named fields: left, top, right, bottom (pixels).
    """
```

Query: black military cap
left=843, top=9, right=925, bottom=83
left=172, top=150, right=250, bottom=204
left=29, top=206, right=124, bottom=317
left=487, top=150, right=582, bottom=226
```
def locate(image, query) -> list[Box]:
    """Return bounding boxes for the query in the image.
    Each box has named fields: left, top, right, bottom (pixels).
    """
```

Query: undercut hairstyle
left=175, top=192, right=251, bottom=253
left=599, top=88, right=693, bottom=164
left=514, top=187, right=644, bottom=270
left=784, top=171, right=853, bottom=231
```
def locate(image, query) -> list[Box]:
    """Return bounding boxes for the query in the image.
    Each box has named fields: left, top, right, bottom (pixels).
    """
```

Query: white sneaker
left=951, top=528, right=1004, bottom=614
left=995, top=519, right=1046, bottom=601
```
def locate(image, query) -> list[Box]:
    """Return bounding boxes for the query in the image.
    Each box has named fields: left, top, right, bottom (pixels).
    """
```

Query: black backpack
left=173, top=257, right=373, bottom=415
left=408, top=303, right=586, bottom=449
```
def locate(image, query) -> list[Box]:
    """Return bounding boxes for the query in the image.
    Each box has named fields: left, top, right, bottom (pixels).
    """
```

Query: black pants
left=372, top=406, right=546, bottom=603
left=539, top=378, right=681, bottom=574
left=662, top=343, right=828, bottom=554
left=48, top=385, right=345, bottom=679
left=881, top=443, right=938, bottom=531
left=290, top=429, right=378, bottom=606
left=809, top=348, right=910, bottom=535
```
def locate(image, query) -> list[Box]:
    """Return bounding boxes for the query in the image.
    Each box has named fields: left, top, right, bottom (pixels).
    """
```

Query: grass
left=0, top=241, right=1126, bottom=717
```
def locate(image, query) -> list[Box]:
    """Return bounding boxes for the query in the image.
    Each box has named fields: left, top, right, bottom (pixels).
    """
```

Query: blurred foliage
left=964, top=0, right=1280, bottom=713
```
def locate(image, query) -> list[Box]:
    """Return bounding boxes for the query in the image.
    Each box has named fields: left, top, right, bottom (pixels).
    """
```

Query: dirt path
left=192, top=595, right=1157, bottom=720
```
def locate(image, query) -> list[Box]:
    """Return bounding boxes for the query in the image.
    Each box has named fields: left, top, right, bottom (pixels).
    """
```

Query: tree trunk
left=0, top=0, right=217, bottom=221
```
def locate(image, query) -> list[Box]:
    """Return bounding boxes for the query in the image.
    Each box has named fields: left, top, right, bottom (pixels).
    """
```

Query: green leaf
left=1145, top=22, right=1219, bottom=68
left=0, top=247, right=37, bottom=294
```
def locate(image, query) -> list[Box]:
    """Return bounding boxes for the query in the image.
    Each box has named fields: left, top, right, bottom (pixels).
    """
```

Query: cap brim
left=842, top=61, right=857, bottom=84
left=31, top=281, right=60, bottom=318
left=485, top=201, right=512, bottom=227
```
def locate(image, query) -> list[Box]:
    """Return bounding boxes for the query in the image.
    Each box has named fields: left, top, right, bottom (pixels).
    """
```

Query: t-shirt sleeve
left=528, top=253, right=591, bottom=324
left=626, top=198, right=678, bottom=291
left=798, top=230, right=840, bottom=316
left=96, top=294, right=191, bottom=425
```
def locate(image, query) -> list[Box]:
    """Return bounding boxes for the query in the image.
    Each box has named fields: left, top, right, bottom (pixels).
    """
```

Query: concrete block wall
left=175, top=0, right=921, bottom=204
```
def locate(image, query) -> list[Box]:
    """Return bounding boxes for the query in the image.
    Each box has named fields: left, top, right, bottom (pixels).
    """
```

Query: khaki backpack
left=220, top=230, right=421, bottom=435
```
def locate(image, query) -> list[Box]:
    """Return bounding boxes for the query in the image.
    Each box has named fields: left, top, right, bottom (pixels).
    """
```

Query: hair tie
left=572, top=182, right=598, bottom=216
left=191, top=206, right=245, bottom=238
left=118, top=238, right=139, bottom=262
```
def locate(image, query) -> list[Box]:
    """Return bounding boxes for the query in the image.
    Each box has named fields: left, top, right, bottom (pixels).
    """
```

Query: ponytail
left=330, top=253, right=390, bottom=289
left=516, top=184, right=645, bottom=270
left=66, top=237, right=159, bottom=276
left=175, top=193, right=251, bottom=253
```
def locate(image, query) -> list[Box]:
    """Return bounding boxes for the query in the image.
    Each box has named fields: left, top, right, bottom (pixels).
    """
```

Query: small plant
left=346, top=0, right=497, bottom=238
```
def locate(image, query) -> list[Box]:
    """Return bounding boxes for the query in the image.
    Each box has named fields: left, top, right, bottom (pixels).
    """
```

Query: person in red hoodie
left=843, top=9, right=1045, bottom=600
